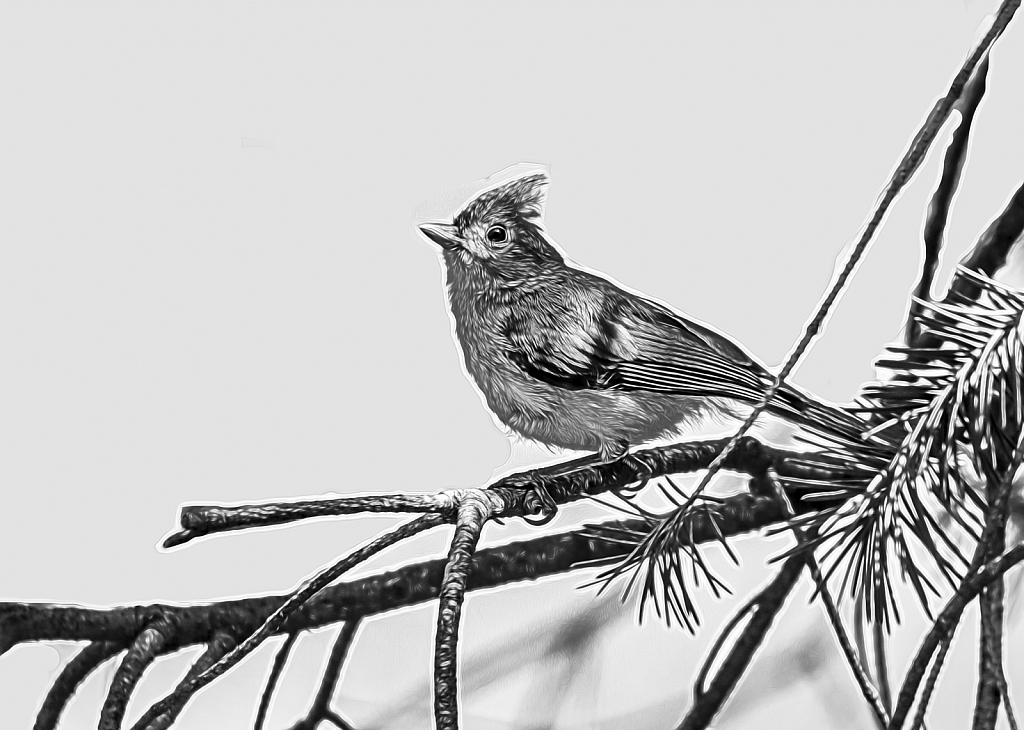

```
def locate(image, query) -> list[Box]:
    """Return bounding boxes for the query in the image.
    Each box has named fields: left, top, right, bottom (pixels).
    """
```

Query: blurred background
left=1, top=2, right=1023, bottom=728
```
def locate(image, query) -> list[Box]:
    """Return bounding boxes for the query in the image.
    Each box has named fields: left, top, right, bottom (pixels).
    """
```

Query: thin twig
left=288, top=620, right=361, bottom=730
left=874, top=618, right=893, bottom=716
left=636, top=0, right=1020, bottom=613
left=34, top=641, right=124, bottom=730
left=996, top=653, right=1021, bottom=730
left=147, top=631, right=237, bottom=730
left=766, top=470, right=889, bottom=726
left=852, top=600, right=887, bottom=730
left=166, top=493, right=456, bottom=548
left=129, top=513, right=445, bottom=730
left=254, top=632, right=300, bottom=730
left=910, top=634, right=954, bottom=730
left=99, top=618, right=173, bottom=730
left=434, top=493, right=496, bottom=730
left=807, top=559, right=890, bottom=726
left=161, top=437, right=870, bottom=547
left=889, top=544, right=1024, bottom=730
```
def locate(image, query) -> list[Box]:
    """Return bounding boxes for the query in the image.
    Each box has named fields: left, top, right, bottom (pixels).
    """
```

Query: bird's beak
left=418, top=222, right=461, bottom=250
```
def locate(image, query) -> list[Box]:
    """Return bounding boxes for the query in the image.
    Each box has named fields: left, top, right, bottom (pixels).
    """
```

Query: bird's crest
left=456, top=172, right=549, bottom=227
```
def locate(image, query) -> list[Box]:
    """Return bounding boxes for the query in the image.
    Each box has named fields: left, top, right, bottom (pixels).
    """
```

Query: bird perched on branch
left=418, top=170, right=867, bottom=466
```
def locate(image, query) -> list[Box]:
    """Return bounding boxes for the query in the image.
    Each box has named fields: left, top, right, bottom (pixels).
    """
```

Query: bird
left=418, top=170, right=868, bottom=469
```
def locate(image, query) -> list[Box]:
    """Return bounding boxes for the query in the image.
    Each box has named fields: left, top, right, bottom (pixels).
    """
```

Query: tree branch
left=973, top=584, right=1006, bottom=730
left=761, top=470, right=889, bottom=726
left=162, top=437, right=868, bottom=547
left=433, top=494, right=495, bottom=730
left=677, top=552, right=806, bottom=730
left=638, top=0, right=1021, bottom=611
left=254, top=632, right=299, bottom=730
left=888, top=544, right=1024, bottom=730
left=910, top=633, right=954, bottom=730
left=128, top=514, right=445, bottom=730
left=287, top=621, right=360, bottom=730
left=147, top=631, right=237, bottom=730
left=33, top=641, right=124, bottom=730
left=952, top=180, right=1024, bottom=301
left=3, top=494, right=795, bottom=663
left=906, top=57, right=989, bottom=346
left=99, top=618, right=173, bottom=730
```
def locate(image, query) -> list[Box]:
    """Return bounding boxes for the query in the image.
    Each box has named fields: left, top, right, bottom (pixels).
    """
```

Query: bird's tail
left=768, top=383, right=877, bottom=451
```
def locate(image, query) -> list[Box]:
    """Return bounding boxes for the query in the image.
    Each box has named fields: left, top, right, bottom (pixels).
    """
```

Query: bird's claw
left=617, top=454, right=653, bottom=496
left=522, top=480, right=559, bottom=526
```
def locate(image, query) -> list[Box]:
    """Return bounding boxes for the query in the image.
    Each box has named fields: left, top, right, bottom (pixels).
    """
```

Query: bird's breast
left=445, top=281, right=546, bottom=418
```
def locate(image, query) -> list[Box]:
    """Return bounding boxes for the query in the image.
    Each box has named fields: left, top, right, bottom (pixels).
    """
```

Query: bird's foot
left=522, top=481, right=560, bottom=526
left=597, top=440, right=652, bottom=495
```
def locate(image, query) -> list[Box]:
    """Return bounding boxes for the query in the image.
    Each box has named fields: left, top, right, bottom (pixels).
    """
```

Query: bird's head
left=419, top=172, right=563, bottom=282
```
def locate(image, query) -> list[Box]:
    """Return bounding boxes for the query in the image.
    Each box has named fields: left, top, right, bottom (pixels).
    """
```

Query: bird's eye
left=485, top=225, right=509, bottom=244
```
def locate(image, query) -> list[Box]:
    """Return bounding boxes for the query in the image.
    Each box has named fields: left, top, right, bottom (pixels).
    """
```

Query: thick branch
left=678, top=552, right=806, bottom=730
left=906, top=58, right=989, bottom=346
left=3, top=496, right=790, bottom=658
left=952, top=180, right=1024, bottom=300
left=973, top=586, right=1005, bottom=730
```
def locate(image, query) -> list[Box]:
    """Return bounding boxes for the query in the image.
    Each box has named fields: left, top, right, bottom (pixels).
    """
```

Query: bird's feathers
left=425, top=169, right=870, bottom=449
left=504, top=274, right=769, bottom=403
left=501, top=268, right=867, bottom=445
left=455, top=172, right=549, bottom=228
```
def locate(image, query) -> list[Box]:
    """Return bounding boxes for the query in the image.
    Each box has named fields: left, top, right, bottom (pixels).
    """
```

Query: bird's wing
left=505, top=277, right=771, bottom=403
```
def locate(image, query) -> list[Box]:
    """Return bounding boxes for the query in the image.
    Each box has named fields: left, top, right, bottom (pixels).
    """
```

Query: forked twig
left=149, top=631, right=237, bottom=730
left=889, top=544, right=1024, bottom=730
left=129, top=514, right=445, bottom=730
left=34, top=641, right=124, bottom=730
left=3, top=493, right=795, bottom=665
left=807, top=557, right=889, bottom=726
left=763, top=470, right=889, bottom=725
left=693, top=596, right=759, bottom=700
left=287, top=621, right=360, bottom=730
